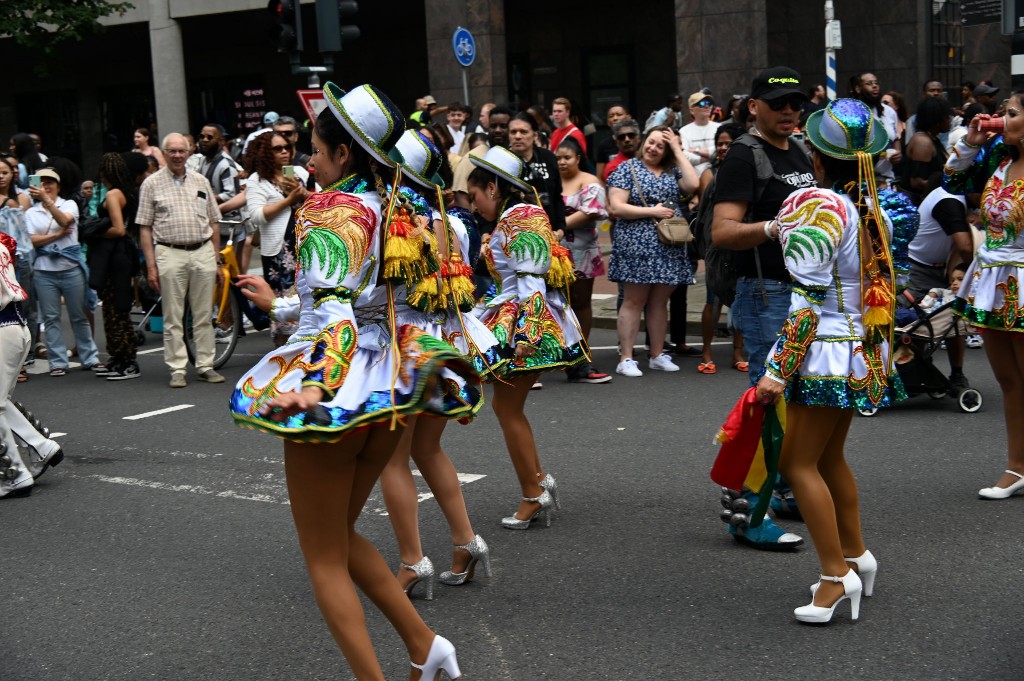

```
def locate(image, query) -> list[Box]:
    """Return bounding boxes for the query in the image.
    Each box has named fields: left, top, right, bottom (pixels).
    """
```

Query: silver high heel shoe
left=540, top=473, right=561, bottom=510
left=439, top=534, right=492, bottom=586
left=411, top=635, right=461, bottom=680
left=810, top=550, right=877, bottom=597
left=400, top=556, right=435, bottom=601
left=795, top=569, right=862, bottom=624
left=501, top=489, right=554, bottom=530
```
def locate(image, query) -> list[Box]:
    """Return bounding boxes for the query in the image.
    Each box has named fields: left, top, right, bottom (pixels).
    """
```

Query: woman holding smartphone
left=24, top=168, right=102, bottom=376
left=245, top=132, right=309, bottom=346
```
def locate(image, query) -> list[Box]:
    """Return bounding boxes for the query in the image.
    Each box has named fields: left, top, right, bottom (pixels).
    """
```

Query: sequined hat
left=805, top=98, right=890, bottom=160
left=323, top=82, right=405, bottom=167
left=389, top=130, right=445, bottom=189
left=469, top=146, right=531, bottom=192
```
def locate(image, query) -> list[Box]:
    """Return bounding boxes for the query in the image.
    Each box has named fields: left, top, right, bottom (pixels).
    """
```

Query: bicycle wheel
left=185, top=281, right=241, bottom=369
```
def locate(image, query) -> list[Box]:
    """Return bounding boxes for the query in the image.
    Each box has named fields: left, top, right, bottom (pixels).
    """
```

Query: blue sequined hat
left=323, top=82, right=405, bottom=167
left=805, top=98, right=890, bottom=160
left=469, top=146, right=532, bottom=192
left=389, top=130, right=445, bottom=189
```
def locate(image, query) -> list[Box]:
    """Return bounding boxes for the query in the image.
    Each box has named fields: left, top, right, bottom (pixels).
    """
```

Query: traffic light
left=268, top=0, right=303, bottom=53
left=316, top=0, right=360, bottom=53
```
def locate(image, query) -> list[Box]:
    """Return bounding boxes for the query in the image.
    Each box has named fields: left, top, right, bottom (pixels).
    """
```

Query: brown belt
left=156, top=238, right=210, bottom=251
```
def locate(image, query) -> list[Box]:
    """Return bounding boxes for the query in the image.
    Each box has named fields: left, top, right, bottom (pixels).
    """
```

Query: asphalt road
left=6, top=324, right=1022, bottom=680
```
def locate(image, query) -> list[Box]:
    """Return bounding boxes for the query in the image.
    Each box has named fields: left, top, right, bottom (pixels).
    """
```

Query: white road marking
left=136, top=347, right=163, bottom=355
left=591, top=293, right=614, bottom=300
left=372, top=471, right=487, bottom=515
left=87, top=474, right=289, bottom=505
left=123, top=404, right=194, bottom=420
left=49, top=432, right=67, bottom=438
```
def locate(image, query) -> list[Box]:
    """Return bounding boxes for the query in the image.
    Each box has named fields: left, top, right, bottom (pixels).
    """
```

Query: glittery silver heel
left=439, top=534, right=491, bottom=586
left=540, top=473, right=561, bottom=510
left=501, top=489, right=554, bottom=530
left=400, top=556, right=435, bottom=601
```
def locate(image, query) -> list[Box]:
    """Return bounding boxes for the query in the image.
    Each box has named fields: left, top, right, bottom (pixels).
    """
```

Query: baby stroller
left=858, top=294, right=983, bottom=416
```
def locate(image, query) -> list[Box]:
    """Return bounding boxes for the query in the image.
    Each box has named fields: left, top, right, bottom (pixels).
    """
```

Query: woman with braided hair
left=754, top=99, right=917, bottom=623
left=88, top=152, right=146, bottom=380
left=232, top=83, right=472, bottom=679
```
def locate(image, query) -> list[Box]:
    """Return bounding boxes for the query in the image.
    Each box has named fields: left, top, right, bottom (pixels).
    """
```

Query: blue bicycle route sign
left=452, top=27, right=476, bottom=67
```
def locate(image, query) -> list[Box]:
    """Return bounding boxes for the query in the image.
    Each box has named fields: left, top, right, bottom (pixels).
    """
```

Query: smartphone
left=28, top=175, right=42, bottom=188
left=282, top=165, right=296, bottom=179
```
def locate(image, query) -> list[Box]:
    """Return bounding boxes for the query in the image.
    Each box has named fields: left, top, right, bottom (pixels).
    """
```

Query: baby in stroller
left=889, top=264, right=982, bottom=413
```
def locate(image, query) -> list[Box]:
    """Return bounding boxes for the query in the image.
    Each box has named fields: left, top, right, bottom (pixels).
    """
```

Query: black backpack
left=691, top=133, right=783, bottom=306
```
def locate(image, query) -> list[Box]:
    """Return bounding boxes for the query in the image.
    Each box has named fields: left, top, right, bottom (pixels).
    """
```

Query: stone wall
left=675, top=0, right=769, bottom=101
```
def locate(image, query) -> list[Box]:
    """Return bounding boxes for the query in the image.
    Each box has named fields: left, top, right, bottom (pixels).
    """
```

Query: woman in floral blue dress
left=607, top=125, right=699, bottom=377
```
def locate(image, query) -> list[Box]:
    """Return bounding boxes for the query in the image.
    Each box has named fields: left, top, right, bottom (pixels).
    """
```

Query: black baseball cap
left=751, top=66, right=806, bottom=101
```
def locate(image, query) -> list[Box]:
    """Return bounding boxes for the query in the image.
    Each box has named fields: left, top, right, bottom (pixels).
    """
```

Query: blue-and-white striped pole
left=826, top=51, right=836, bottom=101
left=825, top=1, right=836, bottom=101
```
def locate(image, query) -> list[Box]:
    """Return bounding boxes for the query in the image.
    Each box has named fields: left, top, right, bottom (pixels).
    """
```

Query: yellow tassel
left=545, top=247, right=576, bottom=289
left=863, top=305, right=890, bottom=329
left=383, top=209, right=427, bottom=283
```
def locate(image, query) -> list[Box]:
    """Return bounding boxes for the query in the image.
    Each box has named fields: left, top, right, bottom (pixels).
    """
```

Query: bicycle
left=183, top=220, right=246, bottom=369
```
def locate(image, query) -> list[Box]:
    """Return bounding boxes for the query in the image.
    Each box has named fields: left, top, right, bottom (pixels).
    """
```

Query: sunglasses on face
left=694, top=100, right=713, bottom=108
left=272, top=145, right=290, bottom=152
left=615, top=132, right=638, bottom=140
left=765, top=95, right=804, bottom=112
left=198, top=134, right=216, bottom=140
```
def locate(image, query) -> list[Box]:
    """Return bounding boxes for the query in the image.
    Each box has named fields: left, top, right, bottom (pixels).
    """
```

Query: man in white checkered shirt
left=137, top=132, right=224, bottom=388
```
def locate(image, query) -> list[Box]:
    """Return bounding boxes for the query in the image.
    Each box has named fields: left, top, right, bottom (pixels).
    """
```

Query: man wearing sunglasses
left=710, top=66, right=817, bottom=551
left=196, top=124, right=243, bottom=247
left=681, top=92, right=720, bottom=175
left=601, top=118, right=640, bottom=182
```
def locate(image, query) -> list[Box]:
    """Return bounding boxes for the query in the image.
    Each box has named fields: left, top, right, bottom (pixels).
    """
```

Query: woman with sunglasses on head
left=754, top=99, right=917, bottom=623
left=379, top=130, right=503, bottom=600
left=232, top=83, right=476, bottom=680
left=245, top=132, right=309, bottom=347
left=944, top=93, right=1024, bottom=500
left=466, top=146, right=587, bottom=528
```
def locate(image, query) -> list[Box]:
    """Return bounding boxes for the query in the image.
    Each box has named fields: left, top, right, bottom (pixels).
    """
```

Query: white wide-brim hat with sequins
left=323, top=82, right=405, bottom=167
left=389, top=130, right=445, bottom=189
left=469, top=146, right=532, bottom=192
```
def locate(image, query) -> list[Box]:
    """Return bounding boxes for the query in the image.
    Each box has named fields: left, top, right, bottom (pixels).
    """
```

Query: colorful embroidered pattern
left=495, top=204, right=554, bottom=269
left=295, top=191, right=375, bottom=279
left=777, top=188, right=847, bottom=267
left=980, top=165, right=1024, bottom=250
left=848, top=342, right=890, bottom=406
left=303, top=320, right=357, bottom=395
left=770, top=308, right=818, bottom=379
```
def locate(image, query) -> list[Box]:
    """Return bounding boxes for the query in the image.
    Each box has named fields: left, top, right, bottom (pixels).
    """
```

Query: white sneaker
left=649, top=353, right=680, bottom=372
left=966, top=334, right=984, bottom=349
left=616, top=358, right=643, bottom=377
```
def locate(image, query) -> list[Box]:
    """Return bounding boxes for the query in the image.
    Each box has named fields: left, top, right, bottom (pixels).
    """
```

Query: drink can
left=978, top=116, right=1005, bottom=133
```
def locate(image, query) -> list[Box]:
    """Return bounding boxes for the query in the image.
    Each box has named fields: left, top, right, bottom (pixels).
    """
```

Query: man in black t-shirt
left=711, top=66, right=816, bottom=551
left=509, top=114, right=566, bottom=233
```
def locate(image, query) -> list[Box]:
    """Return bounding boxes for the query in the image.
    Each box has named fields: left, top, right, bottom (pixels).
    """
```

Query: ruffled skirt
left=953, top=262, right=1024, bottom=332
left=784, top=338, right=907, bottom=409
left=473, top=289, right=586, bottom=377
left=230, top=322, right=481, bottom=443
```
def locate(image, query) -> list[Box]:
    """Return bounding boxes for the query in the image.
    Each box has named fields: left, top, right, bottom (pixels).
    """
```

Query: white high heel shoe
left=811, top=549, right=877, bottom=597
left=795, top=569, right=862, bottom=624
left=411, top=635, right=461, bottom=680
left=978, top=470, right=1024, bottom=499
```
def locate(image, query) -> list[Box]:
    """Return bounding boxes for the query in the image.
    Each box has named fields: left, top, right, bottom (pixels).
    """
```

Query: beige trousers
left=155, top=243, right=217, bottom=373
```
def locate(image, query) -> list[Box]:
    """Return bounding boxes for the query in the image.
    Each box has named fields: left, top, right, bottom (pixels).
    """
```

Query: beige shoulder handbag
left=628, top=161, right=693, bottom=246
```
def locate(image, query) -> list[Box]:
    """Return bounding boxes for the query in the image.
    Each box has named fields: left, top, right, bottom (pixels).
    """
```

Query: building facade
left=1, top=0, right=1013, bottom=172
